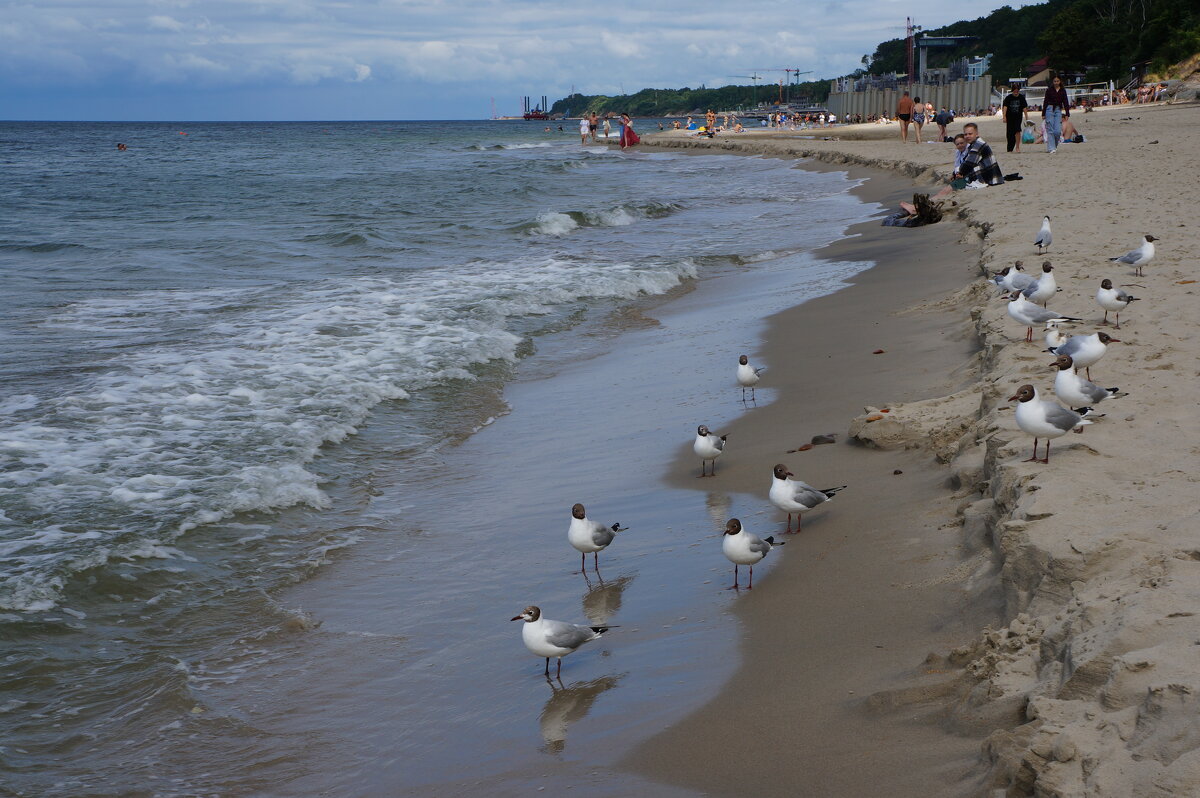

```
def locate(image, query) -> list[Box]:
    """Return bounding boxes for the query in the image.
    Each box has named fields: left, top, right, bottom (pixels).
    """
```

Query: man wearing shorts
left=896, top=91, right=914, bottom=142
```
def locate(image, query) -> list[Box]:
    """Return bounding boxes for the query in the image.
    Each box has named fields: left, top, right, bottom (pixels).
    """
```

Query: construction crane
left=727, top=73, right=763, bottom=105
left=752, top=68, right=814, bottom=103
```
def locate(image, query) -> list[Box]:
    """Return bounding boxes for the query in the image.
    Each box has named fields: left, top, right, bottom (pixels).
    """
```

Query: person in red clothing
left=896, top=91, right=914, bottom=143
left=619, top=113, right=640, bottom=149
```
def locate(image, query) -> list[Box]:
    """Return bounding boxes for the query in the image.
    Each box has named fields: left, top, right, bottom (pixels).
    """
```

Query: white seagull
left=1008, top=384, right=1097, bottom=464
left=737, top=355, right=764, bottom=400
left=1034, top=216, right=1052, bottom=254
left=1044, top=322, right=1069, bottom=351
left=1096, top=279, right=1140, bottom=328
left=694, top=424, right=727, bottom=477
left=1007, top=293, right=1081, bottom=342
left=568, top=503, right=628, bottom=572
left=999, top=262, right=1036, bottom=294
left=1049, top=331, right=1119, bottom=380
left=1051, top=354, right=1122, bottom=411
left=512, top=605, right=611, bottom=678
left=768, top=463, right=846, bottom=533
left=1021, top=261, right=1058, bottom=307
left=721, top=518, right=783, bottom=589
left=1108, top=234, right=1157, bottom=276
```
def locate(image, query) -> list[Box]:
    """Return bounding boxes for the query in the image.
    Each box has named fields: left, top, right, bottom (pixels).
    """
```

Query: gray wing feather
left=590, top=523, right=615, bottom=548
left=746, top=535, right=773, bottom=555
left=712, top=435, right=725, bottom=451
left=1054, top=337, right=1082, bottom=356
left=1079, top=381, right=1111, bottom=403
left=1114, top=250, right=1139, bottom=264
left=790, top=483, right=828, bottom=508
left=544, top=620, right=598, bottom=650
left=1043, top=402, right=1083, bottom=432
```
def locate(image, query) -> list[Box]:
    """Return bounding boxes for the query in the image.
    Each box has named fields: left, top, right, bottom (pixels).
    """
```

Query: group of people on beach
left=577, top=112, right=640, bottom=148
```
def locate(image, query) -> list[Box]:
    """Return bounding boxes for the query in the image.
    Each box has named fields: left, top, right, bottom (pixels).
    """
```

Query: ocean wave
left=468, top=141, right=555, bottom=151
left=520, top=201, right=682, bottom=236
left=0, top=255, right=698, bottom=611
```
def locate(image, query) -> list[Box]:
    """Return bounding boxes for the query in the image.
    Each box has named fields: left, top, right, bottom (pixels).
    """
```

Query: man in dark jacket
left=1002, top=83, right=1030, bottom=153
left=957, top=123, right=1004, bottom=187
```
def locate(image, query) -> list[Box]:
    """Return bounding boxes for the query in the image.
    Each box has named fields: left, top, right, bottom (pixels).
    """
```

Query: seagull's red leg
left=1024, top=438, right=1041, bottom=462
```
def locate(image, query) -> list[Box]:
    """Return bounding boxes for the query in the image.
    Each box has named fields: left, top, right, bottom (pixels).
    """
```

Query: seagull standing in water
left=1051, top=354, right=1122, bottom=411
left=1108, top=235, right=1157, bottom=276
left=1009, top=384, right=1097, bottom=464
left=721, top=518, right=782, bottom=589
left=737, top=355, right=764, bottom=400
left=1007, top=293, right=1081, bottom=342
left=1034, top=216, right=1052, bottom=254
left=512, top=606, right=610, bottom=678
left=568, top=503, right=627, bottom=572
left=1096, top=279, right=1140, bottom=328
left=1049, top=331, right=1120, bottom=380
left=768, top=464, right=846, bottom=533
left=694, top=424, right=727, bottom=477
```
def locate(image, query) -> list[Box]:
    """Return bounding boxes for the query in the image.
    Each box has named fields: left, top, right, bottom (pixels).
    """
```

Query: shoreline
left=629, top=100, right=1200, bottom=795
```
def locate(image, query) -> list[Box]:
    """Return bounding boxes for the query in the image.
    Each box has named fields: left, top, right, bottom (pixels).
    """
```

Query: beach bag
left=1021, top=129, right=1035, bottom=143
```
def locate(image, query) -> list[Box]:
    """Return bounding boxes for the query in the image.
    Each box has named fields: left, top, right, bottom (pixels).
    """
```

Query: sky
left=0, top=0, right=1024, bottom=121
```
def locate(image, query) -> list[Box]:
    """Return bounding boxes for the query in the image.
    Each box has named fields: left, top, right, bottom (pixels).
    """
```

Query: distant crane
left=753, top=68, right=814, bottom=103
left=727, top=73, right=764, bottom=105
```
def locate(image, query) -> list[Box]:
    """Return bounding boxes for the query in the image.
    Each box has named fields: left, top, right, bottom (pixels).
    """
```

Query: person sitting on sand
left=1061, top=117, right=1085, bottom=142
left=685, top=117, right=697, bottom=130
left=957, top=122, right=1004, bottom=187
left=901, top=134, right=968, bottom=215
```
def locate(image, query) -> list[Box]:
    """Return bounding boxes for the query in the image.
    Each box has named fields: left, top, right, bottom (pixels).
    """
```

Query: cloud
left=148, top=15, right=186, bottom=32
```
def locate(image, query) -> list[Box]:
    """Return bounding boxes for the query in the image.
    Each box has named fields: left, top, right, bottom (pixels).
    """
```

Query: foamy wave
left=524, top=202, right=681, bottom=236
left=0, top=255, right=698, bottom=611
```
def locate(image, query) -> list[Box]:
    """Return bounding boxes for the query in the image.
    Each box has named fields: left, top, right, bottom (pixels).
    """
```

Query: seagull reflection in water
left=581, top=574, right=633, bottom=626
left=539, top=673, right=624, bottom=754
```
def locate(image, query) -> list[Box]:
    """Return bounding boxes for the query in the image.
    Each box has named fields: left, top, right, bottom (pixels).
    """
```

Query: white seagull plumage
left=567, top=503, right=627, bottom=571
left=1034, top=216, right=1052, bottom=254
left=1007, top=293, right=1081, bottom=342
left=1108, top=234, right=1157, bottom=276
left=1051, top=354, right=1122, bottom=410
left=1021, top=262, right=1058, bottom=307
left=1009, top=384, right=1096, bottom=464
left=721, top=518, right=783, bottom=589
left=1096, top=279, right=1140, bottom=328
left=693, top=424, right=727, bottom=477
left=512, top=605, right=610, bottom=677
left=768, top=463, right=846, bottom=533
left=1049, top=331, right=1119, bottom=380
left=737, top=355, right=764, bottom=400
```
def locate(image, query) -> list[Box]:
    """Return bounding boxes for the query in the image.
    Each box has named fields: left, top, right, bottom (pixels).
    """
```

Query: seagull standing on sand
left=1049, top=331, right=1119, bottom=380
left=1108, top=235, right=1157, bottom=277
left=721, top=518, right=782, bottom=589
left=1034, top=216, right=1052, bottom=254
left=1009, top=384, right=1097, bottom=464
left=990, top=264, right=1016, bottom=291
left=1021, top=262, right=1058, bottom=307
left=1096, top=279, right=1140, bottom=328
left=512, top=606, right=610, bottom=678
left=694, top=424, right=727, bottom=477
left=737, top=355, right=764, bottom=400
left=1051, top=354, right=1122, bottom=411
left=1044, top=322, right=1069, bottom=350
left=568, top=503, right=628, bottom=572
left=1007, top=293, right=1081, bottom=342
left=999, top=262, right=1035, bottom=294
left=768, top=464, right=846, bottom=533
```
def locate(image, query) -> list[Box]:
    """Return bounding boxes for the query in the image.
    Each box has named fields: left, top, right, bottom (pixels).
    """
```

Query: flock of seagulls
left=1000, top=224, right=1157, bottom=463
left=516, top=354, right=846, bottom=674
left=514, top=221, right=1161, bottom=675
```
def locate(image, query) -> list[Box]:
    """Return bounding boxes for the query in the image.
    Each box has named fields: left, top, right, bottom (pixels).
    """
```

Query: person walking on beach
left=619, top=113, right=640, bottom=149
left=1042, top=74, right=1070, bottom=153
left=579, top=115, right=590, bottom=145
left=589, top=112, right=599, bottom=142
left=896, top=90, right=914, bottom=142
left=705, top=109, right=716, bottom=131
left=911, top=96, right=925, bottom=143
left=602, top=116, right=612, bottom=139
left=958, top=122, right=1004, bottom=187
left=1003, top=83, right=1030, bottom=153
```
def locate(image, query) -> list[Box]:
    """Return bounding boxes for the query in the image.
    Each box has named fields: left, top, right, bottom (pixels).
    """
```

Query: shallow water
left=1, top=120, right=883, bottom=795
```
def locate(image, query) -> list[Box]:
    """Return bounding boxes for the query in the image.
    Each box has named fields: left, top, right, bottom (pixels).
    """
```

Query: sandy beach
left=627, top=100, right=1200, bottom=796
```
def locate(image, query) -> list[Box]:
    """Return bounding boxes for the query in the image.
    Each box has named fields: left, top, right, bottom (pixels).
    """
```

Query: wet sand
left=625, top=160, right=1004, bottom=795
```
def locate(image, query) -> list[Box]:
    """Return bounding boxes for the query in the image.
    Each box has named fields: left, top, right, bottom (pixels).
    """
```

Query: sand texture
left=633, top=101, right=1200, bottom=796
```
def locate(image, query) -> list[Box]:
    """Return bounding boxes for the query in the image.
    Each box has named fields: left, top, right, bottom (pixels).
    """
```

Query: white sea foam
left=0, top=255, right=698, bottom=611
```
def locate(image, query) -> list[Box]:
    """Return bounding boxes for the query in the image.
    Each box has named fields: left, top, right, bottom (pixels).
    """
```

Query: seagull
left=568, top=503, right=628, bottom=572
left=1034, top=216, right=1052, bottom=254
left=511, top=606, right=610, bottom=678
left=1007, top=293, right=1081, bottom=342
left=694, top=424, right=727, bottom=477
left=1049, top=331, right=1119, bottom=380
left=989, top=265, right=1013, bottom=290
left=1021, top=262, right=1058, bottom=307
left=1044, top=322, right=1069, bottom=350
left=722, top=518, right=783, bottom=589
left=1051, top=354, right=1122, bottom=411
left=1108, top=234, right=1157, bottom=276
left=1096, top=279, right=1140, bottom=328
left=998, top=262, right=1035, bottom=294
left=1008, top=384, right=1097, bottom=464
left=768, top=464, right=846, bottom=533
left=737, top=355, right=764, bottom=400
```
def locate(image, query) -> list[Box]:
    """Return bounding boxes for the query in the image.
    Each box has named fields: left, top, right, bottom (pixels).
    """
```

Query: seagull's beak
left=786, top=471, right=794, bottom=477
left=1048, top=361, right=1059, bottom=369
left=510, top=615, right=523, bottom=621
left=1007, top=394, right=1020, bottom=402
left=1108, top=338, right=1121, bottom=343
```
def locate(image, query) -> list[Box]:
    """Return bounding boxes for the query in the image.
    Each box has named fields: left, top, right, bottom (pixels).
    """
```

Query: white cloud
left=352, top=63, right=370, bottom=82
left=148, top=15, right=186, bottom=31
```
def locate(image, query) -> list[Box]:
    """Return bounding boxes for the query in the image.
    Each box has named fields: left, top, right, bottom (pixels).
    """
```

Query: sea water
left=0, top=120, right=882, bottom=795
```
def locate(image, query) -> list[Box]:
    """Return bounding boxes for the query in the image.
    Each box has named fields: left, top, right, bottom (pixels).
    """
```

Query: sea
left=0, top=120, right=887, bottom=796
